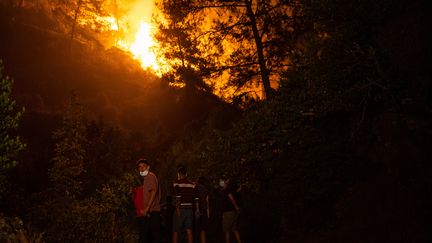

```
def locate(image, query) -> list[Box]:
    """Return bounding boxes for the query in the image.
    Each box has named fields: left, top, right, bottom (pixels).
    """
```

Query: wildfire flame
left=116, top=21, right=161, bottom=72
left=76, top=0, right=168, bottom=76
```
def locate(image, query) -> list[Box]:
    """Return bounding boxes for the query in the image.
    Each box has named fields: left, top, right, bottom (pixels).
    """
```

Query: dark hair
left=136, top=158, right=149, bottom=167
left=177, top=165, right=187, bottom=175
left=220, top=175, right=229, bottom=181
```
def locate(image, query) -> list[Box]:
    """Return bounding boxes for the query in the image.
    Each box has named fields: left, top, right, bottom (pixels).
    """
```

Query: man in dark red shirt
left=133, top=158, right=161, bottom=243
left=171, top=165, right=199, bottom=243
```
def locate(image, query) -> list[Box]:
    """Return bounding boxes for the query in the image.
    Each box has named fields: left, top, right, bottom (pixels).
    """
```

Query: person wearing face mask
left=133, top=158, right=162, bottom=243
left=219, top=176, right=242, bottom=243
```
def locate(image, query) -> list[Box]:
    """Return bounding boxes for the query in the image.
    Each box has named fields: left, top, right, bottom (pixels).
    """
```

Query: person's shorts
left=222, top=211, right=239, bottom=232
left=195, top=214, right=209, bottom=232
left=172, top=208, right=193, bottom=232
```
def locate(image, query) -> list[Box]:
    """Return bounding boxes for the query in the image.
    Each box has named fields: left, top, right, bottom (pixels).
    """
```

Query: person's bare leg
left=200, top=230, right=206, bottom=243
left=172, top=232, right=178, bottom=243
left=224, top=232, right=230, bottom=243
left=233, top=230, right=242, bottom=243
left=186, top=229, right=194, bottom=243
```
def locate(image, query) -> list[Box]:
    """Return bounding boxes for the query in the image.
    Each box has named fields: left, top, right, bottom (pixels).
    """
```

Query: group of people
left=133, top=158, right=243, bottom=243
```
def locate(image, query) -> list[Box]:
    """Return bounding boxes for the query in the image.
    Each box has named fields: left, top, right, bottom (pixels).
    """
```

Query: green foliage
left=30, top=99, right=140, bottom=242
left=23, top=90, right=154, bottom=242
left=48, top=93, right=87, bottom=199
left=165, top=0, right=406, bottom=238
left=83, top=119, right=133, bottom=195
left=32, top=171, right=138, bottom=242
left=0, top=60, right=25, bottom=198
left=61, top=172, right=137, bottom=242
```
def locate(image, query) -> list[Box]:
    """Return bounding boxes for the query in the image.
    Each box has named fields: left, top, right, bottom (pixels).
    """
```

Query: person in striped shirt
left=171, top=165, right=199, bottom=243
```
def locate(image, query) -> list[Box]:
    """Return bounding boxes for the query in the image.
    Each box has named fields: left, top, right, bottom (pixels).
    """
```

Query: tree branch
left=192, top=4, right=247, bottom=11
left=210, top=62, right=259, bottom=73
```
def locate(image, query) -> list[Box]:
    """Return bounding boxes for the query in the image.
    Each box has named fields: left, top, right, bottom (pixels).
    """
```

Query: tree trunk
left=70, top=0, right=82, bottom=41
left=245, top=0, right=273, bottom=99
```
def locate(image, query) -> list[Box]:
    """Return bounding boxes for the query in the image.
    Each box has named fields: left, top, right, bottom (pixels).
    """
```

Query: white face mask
left=219, top=180, right=226, bottom=188
left=140, top=170, right=149, bottom=177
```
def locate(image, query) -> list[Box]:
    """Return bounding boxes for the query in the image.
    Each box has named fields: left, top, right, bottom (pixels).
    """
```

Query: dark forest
left=1, top=0, right=431, bottom=242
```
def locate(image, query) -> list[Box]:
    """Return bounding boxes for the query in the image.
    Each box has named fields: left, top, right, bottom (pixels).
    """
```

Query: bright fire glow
left=98, top=16, right=119, bottom=31
left=116, top=21, right=160, bottom=72
left=76, top=0, right=167, bottom=76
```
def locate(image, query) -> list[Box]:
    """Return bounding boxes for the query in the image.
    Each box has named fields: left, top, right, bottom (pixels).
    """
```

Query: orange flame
left=76, top=0, right=169, bottom=76
left=116, top=21, right=160, bottom=72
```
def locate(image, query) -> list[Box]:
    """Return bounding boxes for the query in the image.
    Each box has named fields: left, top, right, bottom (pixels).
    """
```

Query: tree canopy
left=0, top=60, right=25, bottom=198
left=0, top=0, right=431, bottom=242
